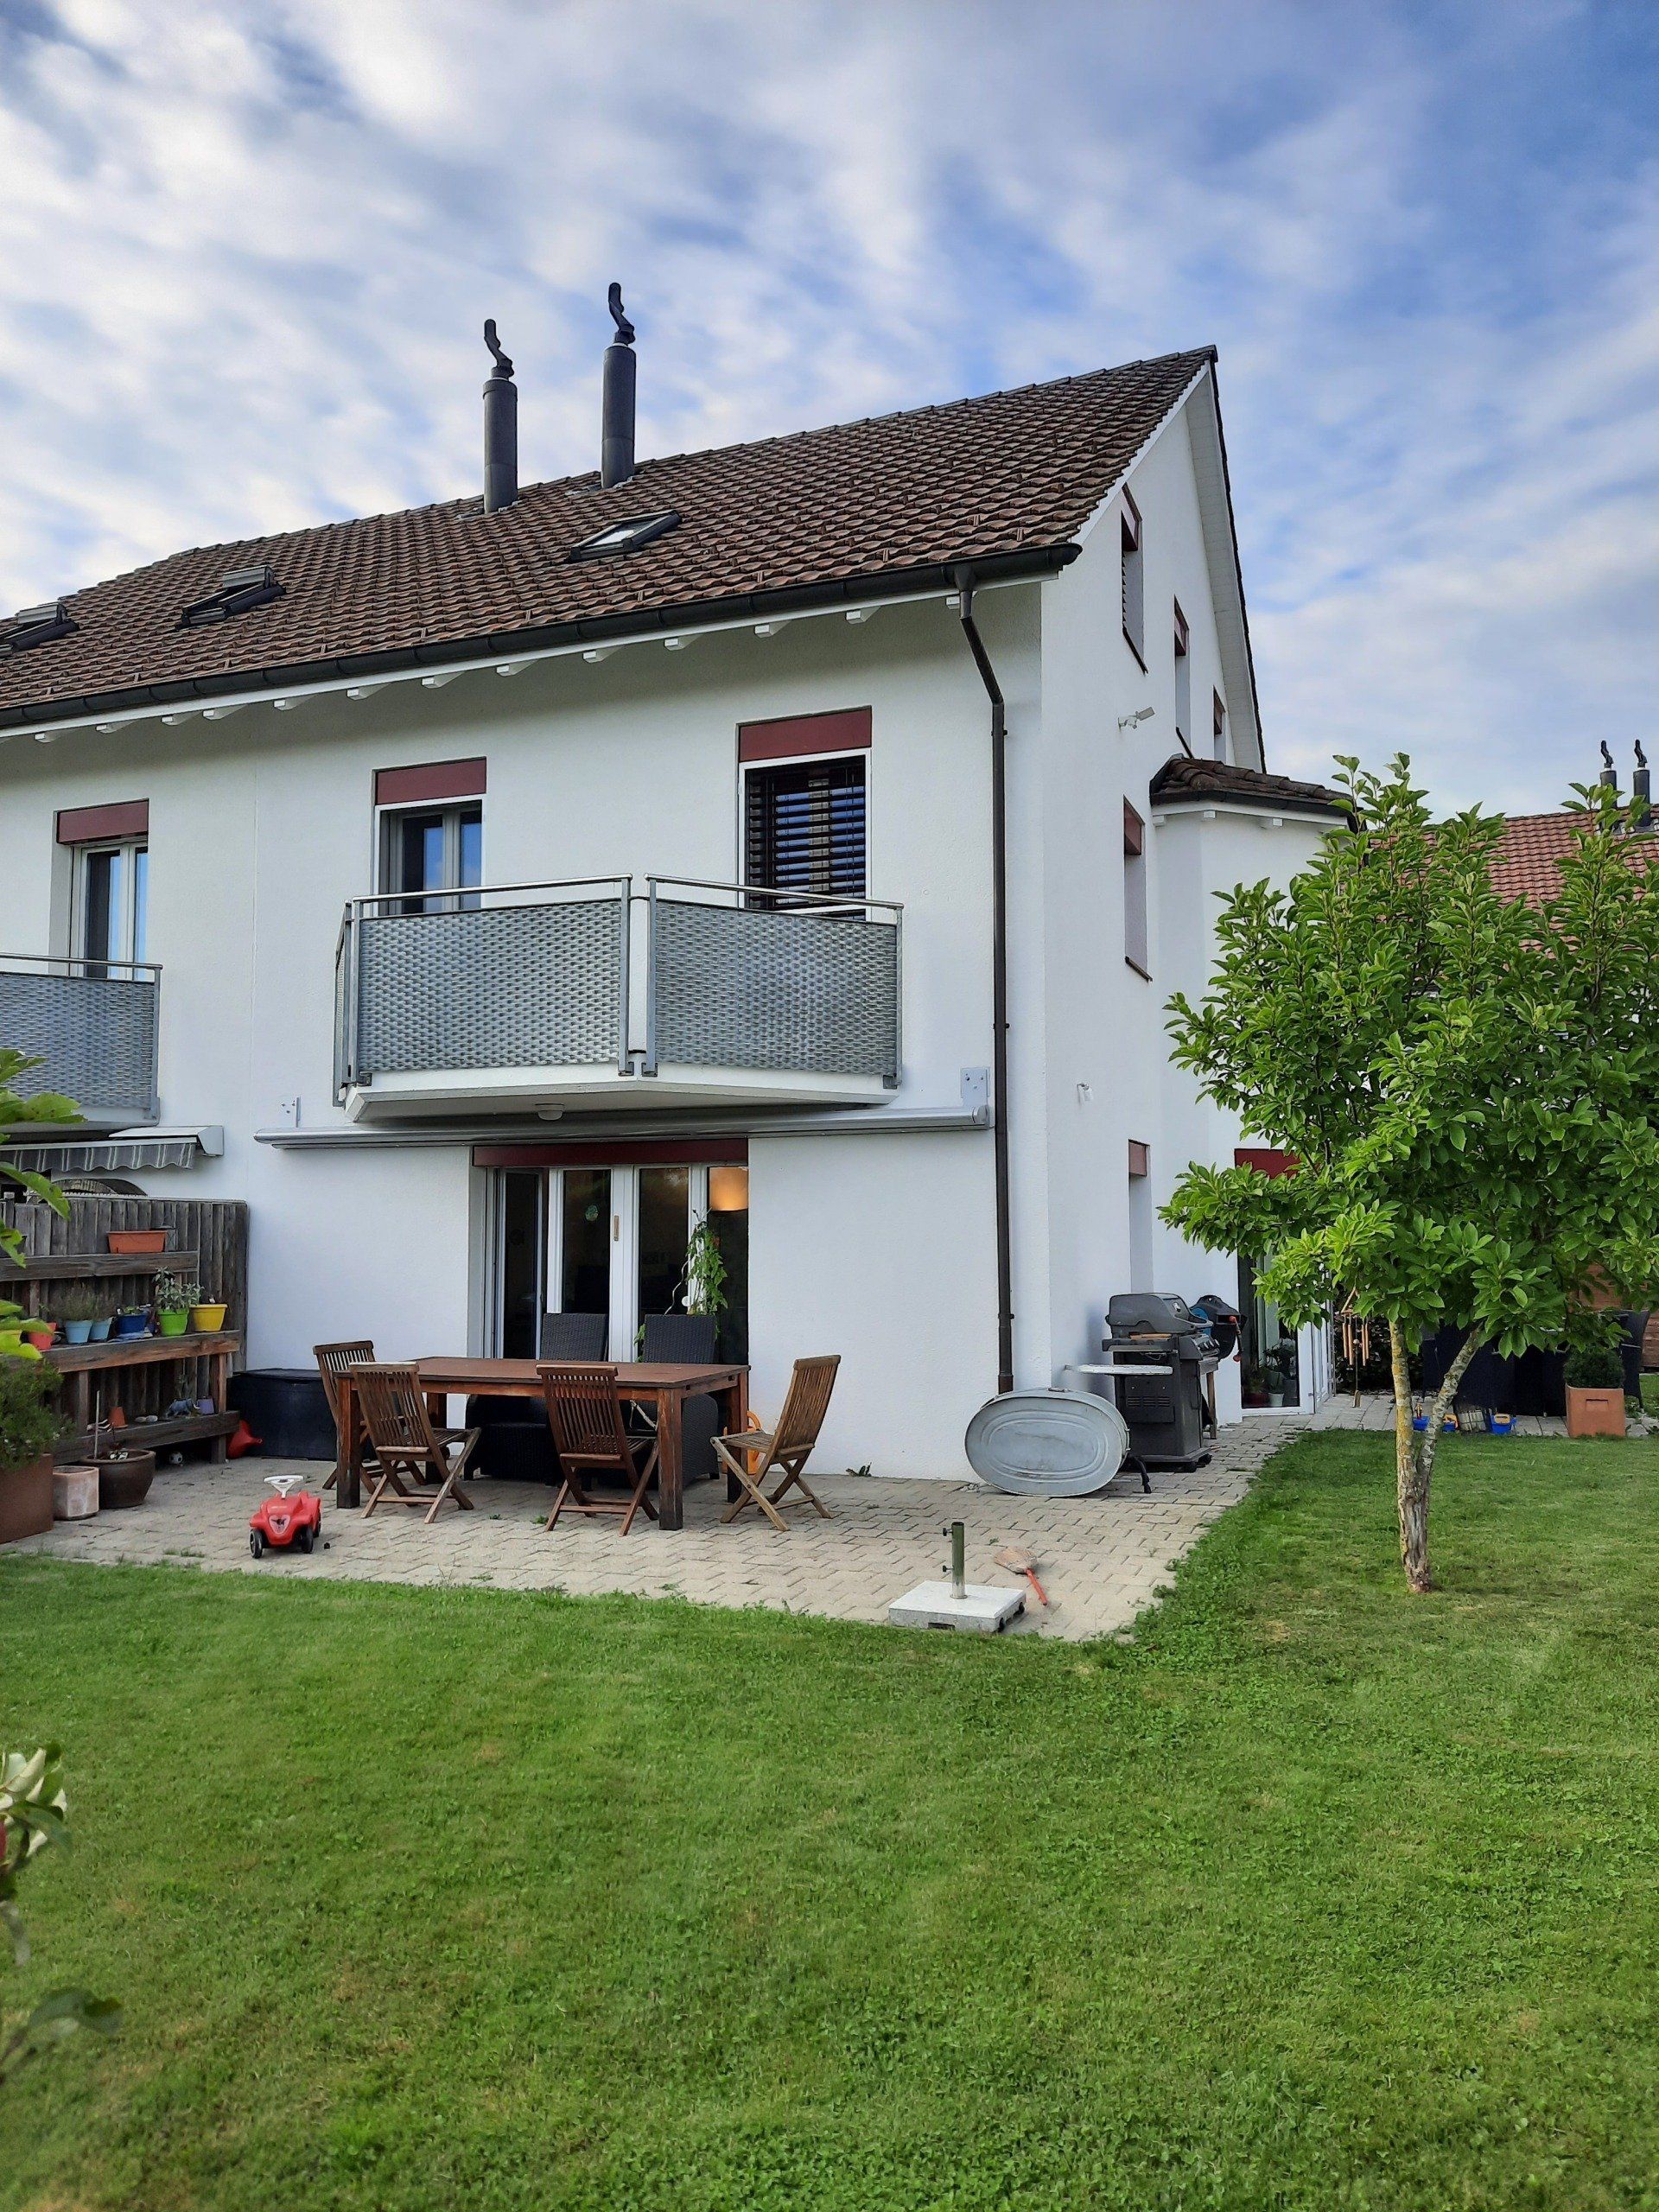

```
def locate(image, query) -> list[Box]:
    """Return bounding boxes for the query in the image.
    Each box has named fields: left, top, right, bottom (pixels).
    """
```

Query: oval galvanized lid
left=963, top=1389, right=1128, bottom=1497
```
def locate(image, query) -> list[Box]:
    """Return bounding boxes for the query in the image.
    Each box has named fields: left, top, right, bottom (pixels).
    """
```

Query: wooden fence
left=1, top=1195, right=249, bottom=1430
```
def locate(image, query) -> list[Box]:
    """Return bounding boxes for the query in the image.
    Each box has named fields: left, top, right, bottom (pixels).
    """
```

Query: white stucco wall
left=747, top=1128, right=995, bottom=1476
left=0, top=376, right=1308, bottom=1461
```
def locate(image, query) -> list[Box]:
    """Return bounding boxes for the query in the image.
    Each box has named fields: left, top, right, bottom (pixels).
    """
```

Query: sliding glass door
left=491, top=1162, right=748, bottom=1361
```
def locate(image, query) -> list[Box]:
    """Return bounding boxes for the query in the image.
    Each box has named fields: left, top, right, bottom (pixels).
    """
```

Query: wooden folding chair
left=355, top=1364, right=479, bottom=1525
left=713, top=1356, right=840, bottom=1531
left=537, top=1364, right=659, bottom=1534
left=315, top=1340, right=378, bottom=1496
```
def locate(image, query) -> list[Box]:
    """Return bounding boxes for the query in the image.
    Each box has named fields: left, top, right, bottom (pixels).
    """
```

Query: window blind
left=744, top=756, right=867, bottom=900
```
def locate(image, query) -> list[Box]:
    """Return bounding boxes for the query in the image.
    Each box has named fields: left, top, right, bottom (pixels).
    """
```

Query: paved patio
left=1313, top=1390, right=1569, bottom=1436
left=14, top=1414, right=1306, bottom=1642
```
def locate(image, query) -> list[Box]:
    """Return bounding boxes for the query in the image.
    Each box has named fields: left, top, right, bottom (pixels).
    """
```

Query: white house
left=0, top=314, right=1343, bottom=1481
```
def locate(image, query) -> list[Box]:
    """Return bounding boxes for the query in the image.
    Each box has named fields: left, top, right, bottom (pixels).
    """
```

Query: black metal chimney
left=601, top=283, right=636, bottom=489
left=482, top=321, right=518, bottom=513
left=1634, top=740, right=1650, bottom=829
left=1599, top=739, right=1618, bottom=793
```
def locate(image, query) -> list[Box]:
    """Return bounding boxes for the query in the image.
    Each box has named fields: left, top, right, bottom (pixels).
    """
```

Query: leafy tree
left=0, top=1048, right=78, bottom=1354
left=1, top=1746, right=120, bottom=2088
left=1163, top=756, right=1659, bottom=1592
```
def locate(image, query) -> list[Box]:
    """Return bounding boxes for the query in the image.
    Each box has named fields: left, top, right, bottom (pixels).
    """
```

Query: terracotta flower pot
left=106, top=1230, right=167, bottom=1255
left=53, top=1464, right=99, bottom=1520
left=96, top=1451, right=156, bottom=1510
left=0, top=1454, right=56, bottom=1545
left=1566, top=1386, right=1625, bottom=1439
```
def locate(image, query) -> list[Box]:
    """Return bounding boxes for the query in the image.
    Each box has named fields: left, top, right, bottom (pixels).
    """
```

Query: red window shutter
left=57, top=799, right=148, bottom=844
left=738, top=708, right=871, bottom=763
left=374, top=757, right=487, bottom=806
left=1235, top=1147, right=1298, bottom=1178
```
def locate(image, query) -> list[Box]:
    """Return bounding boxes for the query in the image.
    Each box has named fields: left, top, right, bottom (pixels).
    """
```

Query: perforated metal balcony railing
left=0, top=954, right=161, bottom=1123
left=334, top=874, right=901, bottom=1107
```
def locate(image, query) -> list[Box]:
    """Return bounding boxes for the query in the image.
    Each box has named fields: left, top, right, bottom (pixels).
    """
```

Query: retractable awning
left=5, top=1126, right=223, bottom=1175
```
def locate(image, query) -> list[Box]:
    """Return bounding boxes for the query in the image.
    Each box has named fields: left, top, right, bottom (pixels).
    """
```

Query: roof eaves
left=0, top=542, right=1078, bottom=738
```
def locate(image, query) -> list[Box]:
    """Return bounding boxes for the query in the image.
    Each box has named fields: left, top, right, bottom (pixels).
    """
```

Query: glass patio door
left=491, top=1163, right=748, bottom=1360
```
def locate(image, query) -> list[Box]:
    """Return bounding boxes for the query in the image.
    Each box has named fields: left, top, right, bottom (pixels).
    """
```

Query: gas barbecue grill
left=1102, top=1293, right=1220, bottom=1471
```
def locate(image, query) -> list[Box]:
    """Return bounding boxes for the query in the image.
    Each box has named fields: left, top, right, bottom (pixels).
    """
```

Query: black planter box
left=228, top=1369, right=335, bottom=1460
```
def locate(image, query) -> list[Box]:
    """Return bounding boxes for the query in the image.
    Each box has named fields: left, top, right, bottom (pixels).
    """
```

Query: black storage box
left=227, top=1369, right=335, bottom=1460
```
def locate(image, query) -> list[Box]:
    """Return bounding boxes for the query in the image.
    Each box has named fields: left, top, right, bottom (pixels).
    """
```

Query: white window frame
left=71, top=836, right=148, bottom=974
left=374, top=796, right=485, bottom=903
left=539, top=1163, right=702, bottom=1357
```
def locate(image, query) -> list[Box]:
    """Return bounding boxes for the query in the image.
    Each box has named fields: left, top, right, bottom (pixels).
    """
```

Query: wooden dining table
left=334, top=1357, right=748, bottom=1530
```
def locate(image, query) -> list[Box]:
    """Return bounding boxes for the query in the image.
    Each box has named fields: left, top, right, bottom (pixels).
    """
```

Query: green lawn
left=3, top=1433, right=1659, bottom=2211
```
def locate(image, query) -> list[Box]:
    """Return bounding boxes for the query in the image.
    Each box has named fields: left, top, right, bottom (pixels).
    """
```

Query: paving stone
left=10, top=1418, right=1309, bottom=1643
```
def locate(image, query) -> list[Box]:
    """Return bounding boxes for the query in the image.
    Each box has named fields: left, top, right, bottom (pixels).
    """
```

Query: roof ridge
left=41, top=349, right=1219, bottom=603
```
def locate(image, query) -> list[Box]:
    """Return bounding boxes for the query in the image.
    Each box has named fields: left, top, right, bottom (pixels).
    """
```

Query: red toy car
left=250, top=1474, right=322, bottom=1558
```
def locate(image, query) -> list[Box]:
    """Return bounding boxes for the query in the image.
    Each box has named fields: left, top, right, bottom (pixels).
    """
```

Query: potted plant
left=188, top=1283, right=227, bottom=1334
left=1240, top=1362, right=1268, bottom=1408
left=49, top=1285, right=109, bottom=1347
left=1564, top=1337, right=1626, bottom=1438
left=86, top=1395, right=155, bottom=1510
left=1262, top=1346, right=1286, bottom=1408
left=112, top=1305, right=151, bottom=1341
left=19, top=1317, right=56, bottom=1352
left=153, top=1274, right=195, bottom=1338
left=0, top=1357, right=67, bottom=1545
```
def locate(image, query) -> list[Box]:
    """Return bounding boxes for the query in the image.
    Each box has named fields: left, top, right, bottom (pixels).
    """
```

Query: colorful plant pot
left=106, top=1230, right=167, bottom=1255
left=0, top=1454, right=55, bottom=1545
left=22, top=1325, right=55, bottom=1351
left=189, top=1304, right=228, bottom=1334
left=156, top=1310, right=189, bottom=1338
left=61, top=1319, right=95, bottom=1346
left=113, top=1313, right=150, bottom=1339
left=89, top=1317, right=113, bottom=1343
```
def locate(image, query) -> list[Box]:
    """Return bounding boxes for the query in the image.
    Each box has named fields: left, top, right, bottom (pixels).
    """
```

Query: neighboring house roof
left=1148, top=753, right=1347, bottom=821
left=1489, top=811, right=1580, bottom=904
left=1490, top=807, right=1659, bottom=905
left=0, top=348, right=1217, bottom=733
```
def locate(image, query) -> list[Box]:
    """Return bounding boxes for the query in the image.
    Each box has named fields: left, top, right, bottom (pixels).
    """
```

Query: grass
left=3, top=1431, right=1659, bottom=2211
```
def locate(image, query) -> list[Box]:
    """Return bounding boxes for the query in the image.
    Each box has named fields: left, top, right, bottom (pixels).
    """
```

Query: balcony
left=334, top=875, right=902, bottom=1119
left=0, top=954, right=161, bottom=1125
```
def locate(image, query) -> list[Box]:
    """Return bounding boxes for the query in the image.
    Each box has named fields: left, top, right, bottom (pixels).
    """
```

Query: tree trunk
left=1389, top=1319, right=1484, bottom=1595
left=1389, top=1321, right=1433, bottom=1592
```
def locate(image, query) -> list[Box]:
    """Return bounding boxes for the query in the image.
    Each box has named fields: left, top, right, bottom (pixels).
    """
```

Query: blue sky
left=1, top=0, right=1654, bottom=809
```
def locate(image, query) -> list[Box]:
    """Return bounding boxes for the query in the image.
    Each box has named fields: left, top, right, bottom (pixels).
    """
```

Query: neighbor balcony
left=333, top=874, right=902, bottom=1119
left=0, top=953, right=162, bottom=1126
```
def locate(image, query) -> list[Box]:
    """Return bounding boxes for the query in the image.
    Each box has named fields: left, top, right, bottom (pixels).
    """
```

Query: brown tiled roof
left=1490, top=808, right=1659, bottom=904
left=0, top=348, right=1215, bottom=729
left=1148, top=753, right=1346, bottom=817
left=1490, top=810, right=1586, bottom=904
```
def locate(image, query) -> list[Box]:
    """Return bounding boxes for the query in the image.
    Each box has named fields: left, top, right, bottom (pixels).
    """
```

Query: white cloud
left=0, top=0, right=1653, bottom=811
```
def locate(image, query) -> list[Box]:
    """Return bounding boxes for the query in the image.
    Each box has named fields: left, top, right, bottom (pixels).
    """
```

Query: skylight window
left=569, top=511, right=679, bottom=561
left=0, top=599, right=76, bottom=655
left=180, top=563, right=283, bottom=628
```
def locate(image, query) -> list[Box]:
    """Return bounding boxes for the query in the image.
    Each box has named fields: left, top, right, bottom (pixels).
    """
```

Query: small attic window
left=180, top=563, right=283, bottom=628
left=569, top=511, right=679, bottom=562
left=0, top=599, right=77, bottom=655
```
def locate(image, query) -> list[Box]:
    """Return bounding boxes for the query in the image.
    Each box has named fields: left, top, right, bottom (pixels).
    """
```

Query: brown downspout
left=954, top=568, right=1014, bottom=1393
